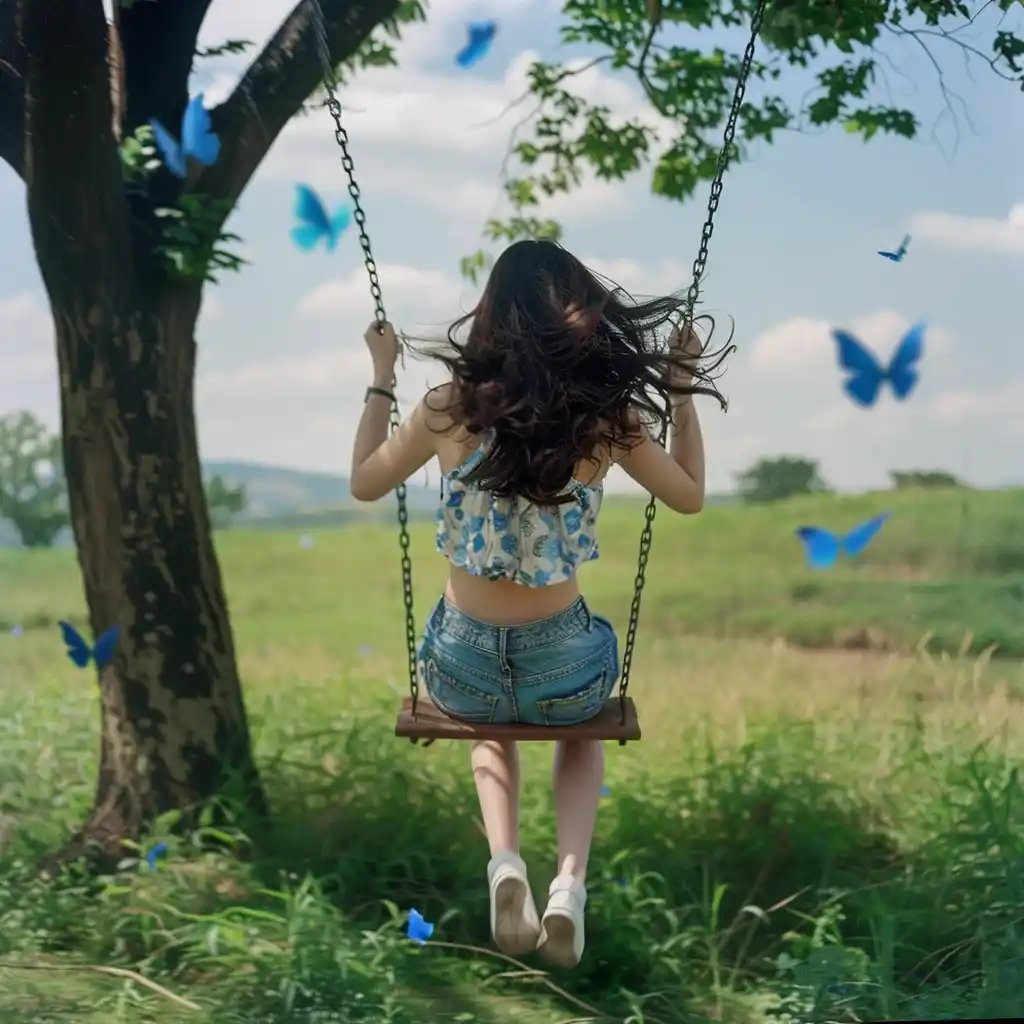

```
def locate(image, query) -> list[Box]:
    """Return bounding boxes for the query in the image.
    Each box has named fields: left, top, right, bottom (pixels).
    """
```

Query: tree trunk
left=15, top=0, right=405, bottom=869
left=52, top=285, right=266, bottom=866
left=20, top=0, right=266, bottom=870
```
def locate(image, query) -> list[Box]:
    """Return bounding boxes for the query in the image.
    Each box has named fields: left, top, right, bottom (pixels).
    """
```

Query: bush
left=736, top=456, right=830, bottom=505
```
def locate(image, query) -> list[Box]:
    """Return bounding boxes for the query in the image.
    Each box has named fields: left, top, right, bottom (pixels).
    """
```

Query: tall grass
left=0, top=490, right=1022, bottom=1021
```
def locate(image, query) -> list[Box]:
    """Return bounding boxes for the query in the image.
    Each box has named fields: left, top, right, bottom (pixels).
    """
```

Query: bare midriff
left=444, top=566, right=582, bottom=626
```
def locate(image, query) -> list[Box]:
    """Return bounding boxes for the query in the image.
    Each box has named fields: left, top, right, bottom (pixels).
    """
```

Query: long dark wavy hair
left=423, top=239, right=734, bottom=506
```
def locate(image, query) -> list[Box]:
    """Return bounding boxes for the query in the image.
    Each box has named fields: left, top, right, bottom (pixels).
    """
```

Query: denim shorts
left=417, top=596, right=620, bottom=726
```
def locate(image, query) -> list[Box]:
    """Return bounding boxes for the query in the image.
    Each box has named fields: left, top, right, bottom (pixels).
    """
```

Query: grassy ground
left=0, top=488, right=1022, bottom=1022
left=3, top=485, right=1023, bottom=660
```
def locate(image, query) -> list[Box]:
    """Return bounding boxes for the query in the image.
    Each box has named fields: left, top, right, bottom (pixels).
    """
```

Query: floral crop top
left=436, top=432, right=603, bottom=587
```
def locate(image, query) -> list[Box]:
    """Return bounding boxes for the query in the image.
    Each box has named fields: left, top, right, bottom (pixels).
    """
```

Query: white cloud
left=804, top=398, right=907, bottom=439
left=908, top=203, right=1024, bottom=255
left=747, top=310, right=953, bottom=375
left=800, top=373, right=1023, bottom=454
left=189, top=0, right=669, bottom=229
left=200, top=71, right=241, bottom=109
left=213, top=22, right=667, bottom=164
left=745, top=315, right=829, bottom=371
left=200, top=264, right=462, bottom=417
left=201, top=292, right=223, bottom=320
left=0, top=292, right=59, bottom=427
left=0, top=292, right=55, bottom=380
left=254, top=52, right=650, bottom=226
left=929, top=378, right=1024, bottom=426
left=582, top=256, right=691, bottom=297
left=0, top=292, right=48, bottom=337
left=202, top=349, right=370, bottom=401
left=298, top=263, right=466, bottom=319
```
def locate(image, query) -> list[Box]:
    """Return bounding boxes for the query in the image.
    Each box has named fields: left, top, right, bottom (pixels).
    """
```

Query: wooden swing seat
left=394, top=695, right=641, bottom=742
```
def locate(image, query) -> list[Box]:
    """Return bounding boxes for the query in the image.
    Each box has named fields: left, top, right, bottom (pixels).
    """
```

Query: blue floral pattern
left=436, top=432, right=602, bottom=587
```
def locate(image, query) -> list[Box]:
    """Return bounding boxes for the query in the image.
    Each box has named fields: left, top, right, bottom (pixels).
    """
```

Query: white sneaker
left=537, top=874, right=587, bottom=968
left=487, top=851, right=541, bottom=956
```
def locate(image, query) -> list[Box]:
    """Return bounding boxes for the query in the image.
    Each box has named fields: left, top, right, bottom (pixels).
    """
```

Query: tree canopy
left=465, top=0, right=1023, bottom=278
left=0, top=410, right=67, bottom=548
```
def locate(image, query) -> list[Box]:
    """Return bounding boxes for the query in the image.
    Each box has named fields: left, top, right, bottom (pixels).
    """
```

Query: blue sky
left=1, top=0, right=1021, bottom=495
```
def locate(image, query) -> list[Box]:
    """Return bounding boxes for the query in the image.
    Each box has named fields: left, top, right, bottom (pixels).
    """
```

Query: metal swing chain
left=310, top=5, right=420, bottom=717
left=616, top=0, right=768, bottom=727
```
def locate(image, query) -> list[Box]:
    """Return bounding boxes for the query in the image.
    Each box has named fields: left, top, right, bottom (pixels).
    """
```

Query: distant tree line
left=0, top=411, right=247, bottom=548
left=736, top=456, right=964, bottom=504
left=889, top=470, right=962, bottom=490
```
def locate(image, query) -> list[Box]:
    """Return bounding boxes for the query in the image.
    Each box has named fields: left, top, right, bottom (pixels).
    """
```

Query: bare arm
left=615, top=323, right=707, bottom=514
left=669, top=396, right=705, bottom=495
left=615, top=401, right=705, bottom=514
left=350, top=320, right=440, bottom=502
left=350, top=392, right=438, bottom=502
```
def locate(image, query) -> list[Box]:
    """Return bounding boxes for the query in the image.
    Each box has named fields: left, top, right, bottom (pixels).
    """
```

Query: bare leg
left=472, top=739, right=540, bottom=955
left=552, top=738, right=605, bottom=882
left=537, top=737, right=604, bottom=967
left=471, top=739, right=520, bottom=856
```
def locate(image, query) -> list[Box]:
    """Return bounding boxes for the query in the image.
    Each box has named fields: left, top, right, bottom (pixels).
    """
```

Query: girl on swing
left=350, top=239, right=730, bottom=968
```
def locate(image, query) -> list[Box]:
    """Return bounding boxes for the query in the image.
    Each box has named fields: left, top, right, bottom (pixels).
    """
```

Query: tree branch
left=117, top=0, right=214, bottom=139
left=0, top=0, right=25, bottom=178
left=23, top=0, right=134, bottom=301
left=200, top=0, right=400, bottom=213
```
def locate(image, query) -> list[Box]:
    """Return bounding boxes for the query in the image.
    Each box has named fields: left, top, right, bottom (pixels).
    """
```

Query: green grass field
left=1, top=488, right=1022, bottom=1023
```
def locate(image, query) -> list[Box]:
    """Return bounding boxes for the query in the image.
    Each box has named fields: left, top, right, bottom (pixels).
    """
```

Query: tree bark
left=0, top=0, right=25, bottom=177
left=56, top=293, right=267, bottom=863
left=23, top=0, right=265, bottom=867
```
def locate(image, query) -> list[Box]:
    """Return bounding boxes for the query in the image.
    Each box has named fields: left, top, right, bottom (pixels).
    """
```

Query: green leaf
left=153, top=193, right=249, bottom=284
left=196, top=39, right=254, bottom=59
left=459, top=249, right=493, bottom=286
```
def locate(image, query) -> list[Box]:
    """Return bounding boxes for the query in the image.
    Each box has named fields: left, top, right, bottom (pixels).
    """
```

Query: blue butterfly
left=406, top=908, right=434, bottom=945
left=455, top=21, right=498, bottom=68
left=58, top=621, right=121, bottom=670
left=877, top=234, right=910, bottom=262
left=831, top=322, right=925, bottom=407
left=144, top=842, right=169, bottom=869
left=148, top=94, right=221, bottom=180
left=795, top=513, right=891, bottom=570
left=291, top=184, right=352, bottom=252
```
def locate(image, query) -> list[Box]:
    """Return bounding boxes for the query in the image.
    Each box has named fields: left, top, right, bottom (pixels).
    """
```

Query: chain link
left=617, top=0, right=767, bottom=735
left=310, top=2, right=420, bottom=719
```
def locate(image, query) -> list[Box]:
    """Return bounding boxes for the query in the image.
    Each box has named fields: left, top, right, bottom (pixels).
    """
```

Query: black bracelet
left=365, top=386, right=396, bottom=403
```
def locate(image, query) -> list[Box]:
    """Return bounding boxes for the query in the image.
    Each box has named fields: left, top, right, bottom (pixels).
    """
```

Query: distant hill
left=0, top=459, right=735, bottom=547
left=203, top=460, right=437, bottom=521
left=0, top=461, right=439, bottom=548
left=206, top=460, right=355, bottom=517
left=202, top=461, right=738, bottom=521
